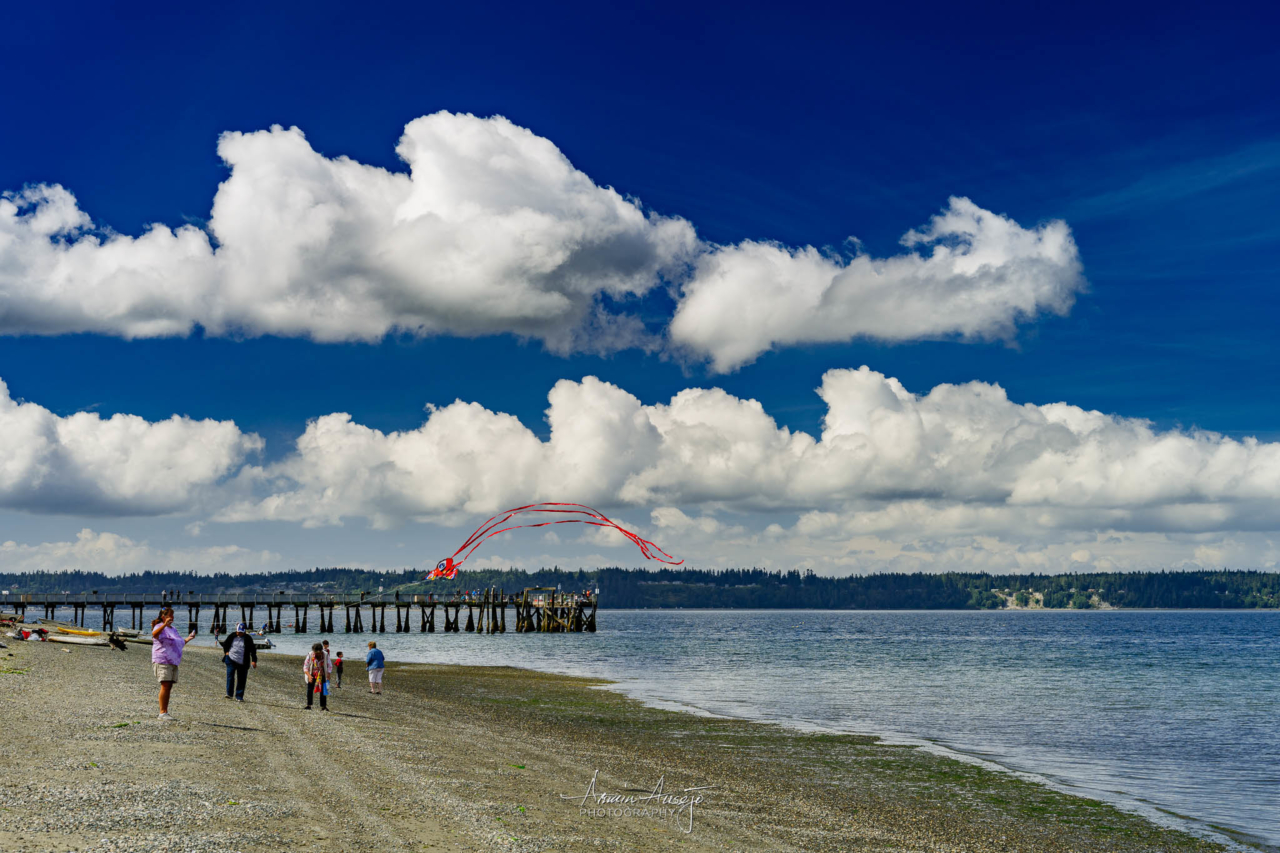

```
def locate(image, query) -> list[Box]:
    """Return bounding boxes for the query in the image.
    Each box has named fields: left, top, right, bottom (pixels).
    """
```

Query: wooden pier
left=0, top=588, right=597, bottom=635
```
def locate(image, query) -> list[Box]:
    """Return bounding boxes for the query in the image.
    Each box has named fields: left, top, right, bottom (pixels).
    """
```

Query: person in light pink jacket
left=303, top=642, right=331, bottom=711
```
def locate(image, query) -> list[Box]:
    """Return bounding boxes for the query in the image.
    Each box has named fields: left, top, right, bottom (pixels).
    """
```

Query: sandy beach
left=0, top=638, right=1226, bottom=853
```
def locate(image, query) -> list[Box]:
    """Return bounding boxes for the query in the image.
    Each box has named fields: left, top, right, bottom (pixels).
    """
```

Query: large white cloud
left=3, top=370, right=1278, bottom=573
left=669, top=197, right=1085, bottom=372
left=0, top=113, right=697, bottom=352
left=219, top=368, right=1280, bottom=540
left=1, top=115, right=1080, bottom=362
left=0, top=378, right=261, bottom=515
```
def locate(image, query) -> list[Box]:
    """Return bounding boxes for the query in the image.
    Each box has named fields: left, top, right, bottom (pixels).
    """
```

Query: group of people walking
left=303, top=640, right=383, bottom=709
left=148, top=606, right=388, bottom=720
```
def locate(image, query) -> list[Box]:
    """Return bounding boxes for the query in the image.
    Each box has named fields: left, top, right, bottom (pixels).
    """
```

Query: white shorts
left=368, top=668, right=384, bottom=684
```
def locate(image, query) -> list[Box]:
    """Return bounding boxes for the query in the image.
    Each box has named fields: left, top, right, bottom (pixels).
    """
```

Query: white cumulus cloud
left=0, top=112, right=698, bottom=352
left=668, top=197, right=1084, bottom=372
left=4, top=371, right=1279, bottom=573
left=2, top=116, right=1082, bottom=363
left=0, top=378, right=261, bottom=515
left=220, top=368, right=1280, bottom=540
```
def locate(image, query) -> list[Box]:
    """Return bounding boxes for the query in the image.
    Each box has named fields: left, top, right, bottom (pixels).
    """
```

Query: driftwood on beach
left=45, top=633, right=110, bottom=647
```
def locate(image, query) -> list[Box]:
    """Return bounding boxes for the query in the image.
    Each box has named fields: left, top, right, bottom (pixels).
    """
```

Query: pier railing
left=0, top=591, right=554, bottom=605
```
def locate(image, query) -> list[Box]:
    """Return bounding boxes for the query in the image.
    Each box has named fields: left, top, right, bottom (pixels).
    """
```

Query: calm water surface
left=191, top=610, right=1278, bottom=846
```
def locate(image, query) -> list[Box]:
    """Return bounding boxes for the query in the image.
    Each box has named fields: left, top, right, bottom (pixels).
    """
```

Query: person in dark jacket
left=219, top=622, right=258, bottom=701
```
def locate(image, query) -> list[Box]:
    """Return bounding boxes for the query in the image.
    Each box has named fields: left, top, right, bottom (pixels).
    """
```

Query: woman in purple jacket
left=151, top=606, right=197, bottom=721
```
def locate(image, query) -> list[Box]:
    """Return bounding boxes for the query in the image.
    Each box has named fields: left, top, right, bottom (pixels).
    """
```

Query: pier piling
left=1, top=589, right=597, bottom=636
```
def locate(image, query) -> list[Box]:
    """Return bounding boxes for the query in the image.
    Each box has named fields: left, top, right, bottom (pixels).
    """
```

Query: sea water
left=129, top=609, right=1280, bottom=846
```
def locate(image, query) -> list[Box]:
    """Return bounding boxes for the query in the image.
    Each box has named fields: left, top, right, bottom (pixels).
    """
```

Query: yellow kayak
left=56, top=627, right=103, bottom=637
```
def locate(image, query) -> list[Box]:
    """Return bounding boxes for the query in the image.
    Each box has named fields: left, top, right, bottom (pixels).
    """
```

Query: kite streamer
left=427, top=502, right=683, bottom=580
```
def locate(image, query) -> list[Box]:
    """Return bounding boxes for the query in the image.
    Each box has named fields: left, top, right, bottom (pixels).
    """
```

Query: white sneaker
left=158, top=713, right=174, bottom=721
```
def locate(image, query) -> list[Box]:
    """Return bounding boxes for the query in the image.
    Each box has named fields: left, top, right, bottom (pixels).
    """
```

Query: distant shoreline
left=4, top=567, right=1277, bottom=610
left=593, top=605, right=1280, bottom=610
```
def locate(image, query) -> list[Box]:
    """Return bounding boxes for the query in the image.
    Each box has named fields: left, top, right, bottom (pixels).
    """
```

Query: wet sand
left=0, top=638, right=1226, bottom=853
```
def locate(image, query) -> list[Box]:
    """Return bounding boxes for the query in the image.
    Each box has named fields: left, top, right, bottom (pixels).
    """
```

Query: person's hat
left=236, top=622, right=247, bottom=632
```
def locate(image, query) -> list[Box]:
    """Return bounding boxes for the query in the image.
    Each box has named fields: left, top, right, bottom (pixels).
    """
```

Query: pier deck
left=0, top=588, right=597, bottom=634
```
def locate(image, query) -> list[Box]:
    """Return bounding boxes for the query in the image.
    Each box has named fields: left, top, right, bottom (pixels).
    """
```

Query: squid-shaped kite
left=427, top=502, right=683, bottom=580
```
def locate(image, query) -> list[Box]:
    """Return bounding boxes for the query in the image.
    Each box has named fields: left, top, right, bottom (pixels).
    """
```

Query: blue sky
left=1, top=1, right=1278, bottom=576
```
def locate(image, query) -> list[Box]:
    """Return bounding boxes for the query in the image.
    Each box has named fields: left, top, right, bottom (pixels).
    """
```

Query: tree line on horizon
left=1, top=567, right=1277, bottom=609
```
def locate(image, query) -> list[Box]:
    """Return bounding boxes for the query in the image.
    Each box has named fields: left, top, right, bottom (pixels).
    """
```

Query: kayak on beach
left=56, top=627, right=103, bottom=637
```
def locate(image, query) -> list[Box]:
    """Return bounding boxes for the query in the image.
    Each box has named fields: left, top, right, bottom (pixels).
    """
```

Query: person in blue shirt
left=366, top=641, right=386, bottom=695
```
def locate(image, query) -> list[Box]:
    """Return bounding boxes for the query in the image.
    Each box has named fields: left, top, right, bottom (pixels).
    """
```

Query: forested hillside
left=3, top=567, right=1277, bottom=609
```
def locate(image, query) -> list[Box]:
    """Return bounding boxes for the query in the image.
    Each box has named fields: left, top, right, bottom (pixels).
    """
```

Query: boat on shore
left=4, top=620, right=148, bottom=647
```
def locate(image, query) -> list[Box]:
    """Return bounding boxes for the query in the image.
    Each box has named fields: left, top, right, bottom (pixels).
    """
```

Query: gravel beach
left=0, top=637, right=1226, bottom=853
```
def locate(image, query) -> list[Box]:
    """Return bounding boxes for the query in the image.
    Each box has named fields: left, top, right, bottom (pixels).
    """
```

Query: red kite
left=428, top=502, right=683, bottom=579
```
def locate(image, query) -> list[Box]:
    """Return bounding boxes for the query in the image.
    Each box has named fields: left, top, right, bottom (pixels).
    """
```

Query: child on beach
left=366, top=641, right=385, bottom=694
left=321, top=639, right=334, bottom=687
left=303, top=642, right=331, bottom=711
left=334, top=652, right=344, bottom=688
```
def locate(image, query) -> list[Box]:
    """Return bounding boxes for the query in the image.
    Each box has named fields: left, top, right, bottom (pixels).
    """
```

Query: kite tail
left=426, top=502, right=683, bottom=580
